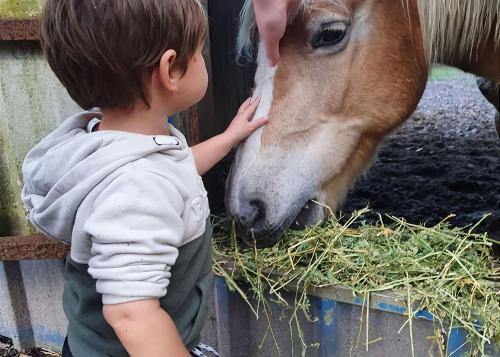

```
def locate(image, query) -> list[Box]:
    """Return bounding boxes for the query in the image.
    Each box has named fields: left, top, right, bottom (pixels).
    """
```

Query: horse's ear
left=236, top=0, right=259, bottom=64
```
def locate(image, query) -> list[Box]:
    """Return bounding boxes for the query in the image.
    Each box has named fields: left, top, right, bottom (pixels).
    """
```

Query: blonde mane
left=237, top=0, right=500, bottom=64
left=416, top=0, right=500, bottom=63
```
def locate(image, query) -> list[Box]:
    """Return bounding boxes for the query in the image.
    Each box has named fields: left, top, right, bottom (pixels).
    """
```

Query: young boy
left=21, top=1, right=267, bottom=356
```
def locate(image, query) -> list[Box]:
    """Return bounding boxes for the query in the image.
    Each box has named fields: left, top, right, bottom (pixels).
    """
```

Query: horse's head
left=226, top=0, right=429, bottom=247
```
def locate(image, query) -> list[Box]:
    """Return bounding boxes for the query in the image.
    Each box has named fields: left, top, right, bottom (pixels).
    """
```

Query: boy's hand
left=191, top=97, right=268, bottom=175
left=223, top=97, right=269, bottom=148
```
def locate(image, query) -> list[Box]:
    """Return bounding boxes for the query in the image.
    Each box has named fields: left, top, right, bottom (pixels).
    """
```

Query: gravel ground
left=343, top=68, right=500, bottom=250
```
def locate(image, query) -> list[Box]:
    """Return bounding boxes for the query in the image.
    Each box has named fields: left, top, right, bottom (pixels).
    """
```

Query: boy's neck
left=100, top=101, right=172, bottom=136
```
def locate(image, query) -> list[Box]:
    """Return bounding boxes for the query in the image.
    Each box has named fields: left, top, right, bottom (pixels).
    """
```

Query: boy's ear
left=158, top=49, right=181, bottom=92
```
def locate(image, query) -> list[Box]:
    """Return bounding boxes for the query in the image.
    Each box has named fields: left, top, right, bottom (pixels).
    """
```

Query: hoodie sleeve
left=84, top=169, right=185, bottom=305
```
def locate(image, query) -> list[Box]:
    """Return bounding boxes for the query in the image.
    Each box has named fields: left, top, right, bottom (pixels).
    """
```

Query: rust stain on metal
left=0, top=235, right=69, bottom=261
left=0, top=18, right=39, bottom=41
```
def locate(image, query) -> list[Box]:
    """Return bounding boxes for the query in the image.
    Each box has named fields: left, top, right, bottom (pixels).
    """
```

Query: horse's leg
left=477, top=79, right=500, bottom=138
left=476, top=79, right=500, bottom=255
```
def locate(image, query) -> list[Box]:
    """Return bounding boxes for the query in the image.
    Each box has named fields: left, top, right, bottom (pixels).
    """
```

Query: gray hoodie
left=22, top=110, right=210, bottom=304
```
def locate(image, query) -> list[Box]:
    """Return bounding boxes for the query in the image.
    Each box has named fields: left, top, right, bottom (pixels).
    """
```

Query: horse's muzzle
left=231, top=198, right=283, bottom=248
left=230, top=198, right=324, bottom=248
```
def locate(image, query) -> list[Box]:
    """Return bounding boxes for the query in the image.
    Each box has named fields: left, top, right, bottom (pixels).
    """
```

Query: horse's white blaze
left=229, top=43, right=320, bottom=223
left=227, top=42, right=275, bottom=215
left=228, top=41, right=320, bottom=222
left=252, top=43, right=277, bottom=119
left=236, top=42, right=275, bottom=174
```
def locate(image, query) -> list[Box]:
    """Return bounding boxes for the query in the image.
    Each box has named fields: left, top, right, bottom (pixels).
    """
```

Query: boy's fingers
left=243, top=97, right=261, bottom=118
left=238, top=98, right=252, bottom=114
left=250, top=116, right=269, bottom=129
left=248, top=96, right=261, bottom=110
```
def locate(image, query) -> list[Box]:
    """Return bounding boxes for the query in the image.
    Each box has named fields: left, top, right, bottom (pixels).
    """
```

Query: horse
left=225, top=0, right=500, bottom=247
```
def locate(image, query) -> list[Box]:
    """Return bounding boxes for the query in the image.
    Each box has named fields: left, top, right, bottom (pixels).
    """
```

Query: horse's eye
left=312, top=22, right=349, bottom=49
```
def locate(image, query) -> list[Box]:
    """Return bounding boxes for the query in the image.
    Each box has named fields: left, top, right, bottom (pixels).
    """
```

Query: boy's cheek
left=204, top=69, right=209, bottom=88
left=200, top=69, right=209, bottom=96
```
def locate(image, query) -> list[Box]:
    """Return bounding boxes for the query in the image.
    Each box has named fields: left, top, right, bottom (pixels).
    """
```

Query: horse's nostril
left=239, top=213, right=250, bottom=225
left=250, top=199, right=266, bottom=223
left=237, top=199, right=266, bottom=228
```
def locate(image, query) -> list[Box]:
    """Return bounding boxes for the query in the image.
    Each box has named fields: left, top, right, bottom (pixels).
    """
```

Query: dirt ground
left=343, top=67, right=500, bottom=246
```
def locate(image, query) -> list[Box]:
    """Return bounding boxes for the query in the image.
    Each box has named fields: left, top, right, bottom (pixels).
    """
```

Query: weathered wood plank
left=0, top=0, right=42, bottom=41
left=0, top=19, right=39, bottom=41
left=0, top=235, right=69, bottom=261
left=204, top=0, right=256, bottom=213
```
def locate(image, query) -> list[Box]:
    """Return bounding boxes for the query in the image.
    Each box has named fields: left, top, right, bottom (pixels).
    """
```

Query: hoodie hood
left=22, top=110, right=189, bottom=243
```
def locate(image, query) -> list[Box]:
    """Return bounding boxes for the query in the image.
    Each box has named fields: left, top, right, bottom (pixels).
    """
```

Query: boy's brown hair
left=40, top=0, right=208, bottom=110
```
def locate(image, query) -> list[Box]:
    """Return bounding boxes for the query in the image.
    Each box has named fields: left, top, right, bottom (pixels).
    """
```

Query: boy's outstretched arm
left=191, top=97, right=268, bottom=176
left=104, top=299, right=191, bottom=357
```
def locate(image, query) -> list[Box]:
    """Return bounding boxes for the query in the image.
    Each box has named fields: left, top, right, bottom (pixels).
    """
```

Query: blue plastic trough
left=213, top=277, right=496, bottom=357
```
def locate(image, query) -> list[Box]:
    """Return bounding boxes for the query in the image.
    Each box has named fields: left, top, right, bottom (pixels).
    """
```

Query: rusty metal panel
left=18, top=259, right=67, bottom=351
left=0, top=41, right=80, bottom=237
left=0, top=263, right=18, bottom=348
left=0, top=40, right=79, bottom=351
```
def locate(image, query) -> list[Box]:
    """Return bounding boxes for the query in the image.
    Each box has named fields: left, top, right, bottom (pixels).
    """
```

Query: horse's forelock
left=236, top=0, right=343, bottom=62
left=237, top=0, right=500, bottom=65
left=236, top=0, right=257, bottom=62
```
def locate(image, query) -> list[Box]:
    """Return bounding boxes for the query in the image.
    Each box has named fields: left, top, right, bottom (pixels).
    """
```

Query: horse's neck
left=446, top=38, right=500, bottom=84
left=416, top=0, right=500, bottom=84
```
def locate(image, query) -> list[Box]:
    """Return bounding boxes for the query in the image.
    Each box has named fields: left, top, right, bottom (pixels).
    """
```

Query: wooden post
left=203, top=0, right=256, bottom=213
left=0, top=235, right=69, bottom=261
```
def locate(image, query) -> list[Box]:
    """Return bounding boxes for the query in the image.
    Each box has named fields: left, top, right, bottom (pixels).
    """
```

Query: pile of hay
left=213, top=209, right=500, bottom=356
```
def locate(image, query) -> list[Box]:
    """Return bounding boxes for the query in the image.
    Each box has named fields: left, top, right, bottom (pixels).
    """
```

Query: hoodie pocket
left=185, top=177, right=209, bottom=239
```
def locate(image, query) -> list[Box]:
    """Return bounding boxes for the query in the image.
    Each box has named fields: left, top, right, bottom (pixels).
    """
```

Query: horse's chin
left=238, top=200, right=324, bottom=248
left=292, top=200, right=325, bottom=229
